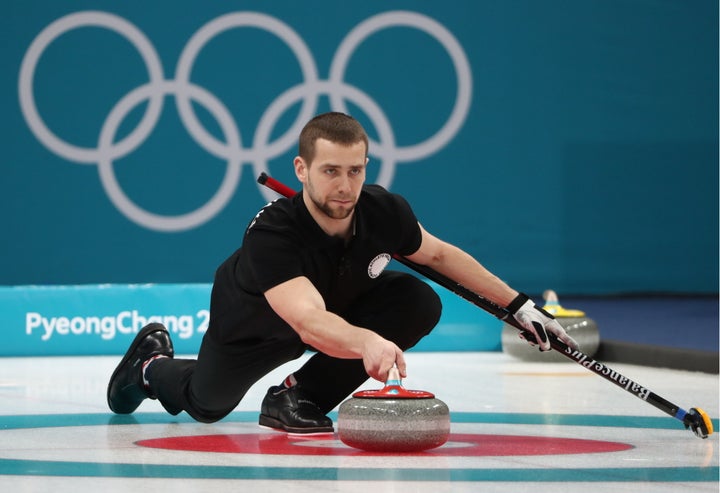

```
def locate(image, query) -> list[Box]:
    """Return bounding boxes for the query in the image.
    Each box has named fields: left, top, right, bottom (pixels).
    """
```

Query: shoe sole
left=258, top=414, right=334, bottom=434
left=107, top=323, right=170, bottom=414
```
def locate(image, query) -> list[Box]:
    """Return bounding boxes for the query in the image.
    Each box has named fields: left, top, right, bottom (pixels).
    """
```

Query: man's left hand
left=509, top=294, right=579, bottom=351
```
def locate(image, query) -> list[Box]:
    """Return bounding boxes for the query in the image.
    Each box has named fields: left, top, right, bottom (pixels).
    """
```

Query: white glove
left=508, top=293, right=579, bottom=352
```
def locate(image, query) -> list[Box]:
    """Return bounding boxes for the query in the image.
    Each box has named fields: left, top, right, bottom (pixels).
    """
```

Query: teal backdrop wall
left=3, top=0, right=718, bottom=295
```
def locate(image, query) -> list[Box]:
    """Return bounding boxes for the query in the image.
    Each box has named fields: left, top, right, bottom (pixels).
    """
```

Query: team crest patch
left=367, top=253, right=391, bottom=279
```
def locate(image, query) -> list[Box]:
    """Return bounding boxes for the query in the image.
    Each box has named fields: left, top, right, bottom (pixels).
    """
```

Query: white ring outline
left=174, top=12, right=320, bottom=163
left=97, top=80, right=241, bottom=231
left=329, top=11, right=472, bottom=161
left=18, top=11, right=165, bottom=164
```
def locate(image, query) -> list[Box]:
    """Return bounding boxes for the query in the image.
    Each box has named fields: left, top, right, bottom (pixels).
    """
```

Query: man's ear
left=293, top=156, right=307, bottom=184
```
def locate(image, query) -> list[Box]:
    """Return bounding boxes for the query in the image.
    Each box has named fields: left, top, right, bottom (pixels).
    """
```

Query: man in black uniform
left=107, top=112, right=578, bottom=433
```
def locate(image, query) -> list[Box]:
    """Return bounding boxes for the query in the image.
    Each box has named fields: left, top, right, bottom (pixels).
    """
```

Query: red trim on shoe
left=142, top=354, right=169, bottom=389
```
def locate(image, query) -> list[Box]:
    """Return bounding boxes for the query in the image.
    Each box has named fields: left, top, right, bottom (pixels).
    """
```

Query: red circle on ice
left=136, top=433, right=633, bottom=456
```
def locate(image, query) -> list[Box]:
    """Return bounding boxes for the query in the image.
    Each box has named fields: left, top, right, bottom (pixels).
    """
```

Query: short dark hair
left=298, top=112, right=368, bottom=163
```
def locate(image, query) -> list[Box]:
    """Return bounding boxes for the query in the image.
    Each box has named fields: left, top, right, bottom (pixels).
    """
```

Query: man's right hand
left=362, top=335, right=406, bottom=382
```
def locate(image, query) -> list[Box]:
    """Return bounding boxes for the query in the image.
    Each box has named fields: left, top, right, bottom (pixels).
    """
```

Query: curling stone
left=338, top=368, right=450, bottom=452
left=502, top=290, right=600, bottom=362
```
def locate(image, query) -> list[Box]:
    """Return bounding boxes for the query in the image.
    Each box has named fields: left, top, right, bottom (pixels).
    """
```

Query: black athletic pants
left=147, top=271, right=442, bottom=423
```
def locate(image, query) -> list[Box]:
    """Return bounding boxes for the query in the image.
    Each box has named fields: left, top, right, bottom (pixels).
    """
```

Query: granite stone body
left=337, top=369, right=450, bottom=452
left=338, top=396, right=450, bottom=452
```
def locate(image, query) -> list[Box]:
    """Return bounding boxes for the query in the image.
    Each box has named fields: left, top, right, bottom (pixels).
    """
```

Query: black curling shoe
left=107, top=323, right=174, bottom=414
left=259, top=385, right=334, bottom=434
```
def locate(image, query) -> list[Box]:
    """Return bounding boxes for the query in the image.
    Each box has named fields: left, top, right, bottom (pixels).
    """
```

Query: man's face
left=295, top=138, right=368, bottom=220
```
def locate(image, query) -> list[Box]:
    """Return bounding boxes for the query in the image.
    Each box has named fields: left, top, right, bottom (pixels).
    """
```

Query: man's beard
left=306, top=177, right=356, bottom=219
left=311, top=194, right=355, bottom=219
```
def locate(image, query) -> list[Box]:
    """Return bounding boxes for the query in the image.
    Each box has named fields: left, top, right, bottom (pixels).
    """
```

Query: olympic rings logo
left=19, top=10, right=472, bottom=232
